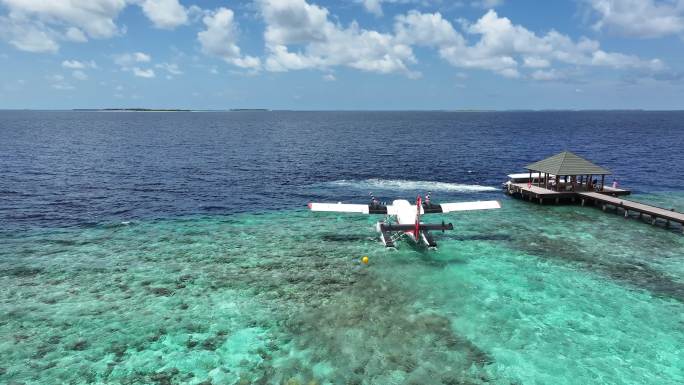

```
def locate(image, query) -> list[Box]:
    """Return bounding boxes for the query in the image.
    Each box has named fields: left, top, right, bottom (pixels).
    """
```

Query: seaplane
left=309, top=192, right=501, bottom=248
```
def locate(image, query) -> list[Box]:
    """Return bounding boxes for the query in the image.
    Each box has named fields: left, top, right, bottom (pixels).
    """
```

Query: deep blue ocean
left=2, top=110, right=683, bottom=231
left=1, top=111, right=683, bottom=385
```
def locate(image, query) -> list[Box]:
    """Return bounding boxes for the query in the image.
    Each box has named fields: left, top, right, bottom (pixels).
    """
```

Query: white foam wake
left=324, top=179, right=497, bottom=192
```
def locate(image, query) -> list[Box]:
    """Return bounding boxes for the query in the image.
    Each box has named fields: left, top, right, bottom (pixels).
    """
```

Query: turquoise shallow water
left=1, top=193, right=683, bottom=385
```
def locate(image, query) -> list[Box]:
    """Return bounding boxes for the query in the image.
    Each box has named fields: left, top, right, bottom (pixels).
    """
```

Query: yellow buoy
left=361, top=256, right=369, bottom=264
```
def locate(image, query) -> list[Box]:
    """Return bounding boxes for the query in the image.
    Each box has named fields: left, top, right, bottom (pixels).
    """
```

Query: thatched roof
left=525, top=151, right=611, bottom=175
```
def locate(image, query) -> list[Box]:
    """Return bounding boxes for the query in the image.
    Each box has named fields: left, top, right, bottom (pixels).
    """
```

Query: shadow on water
left=447, top=233, right=512, bottom=242
left=389, top=233, right=509, bottom=268
left=321, top=233, right=375, bottom=243
left=401, top=243, right=469, bottom=268
left=517, top=236, right=684, bottom=303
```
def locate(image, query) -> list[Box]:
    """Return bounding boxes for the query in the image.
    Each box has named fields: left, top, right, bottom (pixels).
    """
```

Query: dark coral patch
left=69, top=339, right=88, bottom=351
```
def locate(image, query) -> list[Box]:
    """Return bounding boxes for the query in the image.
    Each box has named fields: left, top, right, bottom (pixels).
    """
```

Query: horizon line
left=2, top=108, right=684, bottom=113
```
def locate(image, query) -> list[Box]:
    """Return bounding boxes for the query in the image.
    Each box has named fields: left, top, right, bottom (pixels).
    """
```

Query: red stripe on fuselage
left=414, top=195, right=421, bottom=240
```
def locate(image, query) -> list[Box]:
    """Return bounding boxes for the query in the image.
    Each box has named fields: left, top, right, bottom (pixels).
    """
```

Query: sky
left=1, top=0, right=684, bottom=110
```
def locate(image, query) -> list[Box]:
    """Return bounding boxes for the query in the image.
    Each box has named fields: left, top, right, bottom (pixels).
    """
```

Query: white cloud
left=114, top=52, right=151, bottom=67
left=523, top=56, right=550, bottom=68
left=139, top=0, right=188, bottom=29
left=394, top=11, right=464, bottom=47
left=498, top=68, right=520, bottom=78
left=254, top=2, right=662, bottom=80
left=586, top=0, right=684, bottom=38
left=0, top=0, right=189, bottom=52
left=530, top=69, right=562, bottom=81
left=591, top=50, right=663, bottom=70
left=47, top=74, right=74, bottom=90
left=65, top=27, right=87, bottom=42
left=0, top=0, right=668, bottom=85
left=357, top=0, right=468, bottom=17
left=198, top=7, right=261, bottom=70
left=0, top=0, right=127, bottom=50
left=136, top=52, right=151, bottom=62
left=0, top=15, right=60, bottom=53
left=132, top=67, right=155, bottom=78
left=260, top=0, right=417, bottom=76
left=62, top=60, right=97, bottom=69
left=114, top=52, right=155, bottom=78
left=361, top=0, right=383, bottom=17
left=72, top=70, right=88, bottom=80
left=323, top=73, right=336, bottom=81
left=431, top=10, right=664, bottom=78
left=52, top=83, right=75, bottom=90
left=156, top=62, right=183, bottom=75
left=5, top=0, right=127, bottom=38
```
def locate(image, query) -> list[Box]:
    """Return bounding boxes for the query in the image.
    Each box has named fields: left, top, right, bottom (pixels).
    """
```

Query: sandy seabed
left=1, top=194, right=683, bottom=385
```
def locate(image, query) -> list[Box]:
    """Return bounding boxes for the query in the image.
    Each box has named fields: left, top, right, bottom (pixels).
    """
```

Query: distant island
left=73, top=108, right=191, bottom=112
left=71, top=108, right=271, bottom=112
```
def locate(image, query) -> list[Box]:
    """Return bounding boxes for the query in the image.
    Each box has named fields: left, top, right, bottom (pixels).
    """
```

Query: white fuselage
left=391, top=199, right=418, bottom=225
left=388, top=199, right=420, bottom=241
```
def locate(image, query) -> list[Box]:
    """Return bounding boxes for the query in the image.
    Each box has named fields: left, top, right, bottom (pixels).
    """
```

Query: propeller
left=369, top=191, right=380, bottom=206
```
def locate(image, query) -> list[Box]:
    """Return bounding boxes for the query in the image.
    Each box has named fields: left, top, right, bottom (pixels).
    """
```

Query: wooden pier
left=506, top=151, right=684, bottom=233
left=579, top=192, right=684, bottom=229
left=507, top=183, right=684, bottom=231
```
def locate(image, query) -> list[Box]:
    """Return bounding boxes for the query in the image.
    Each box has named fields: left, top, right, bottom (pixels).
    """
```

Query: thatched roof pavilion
left=525, top=151, right=611, bottom=191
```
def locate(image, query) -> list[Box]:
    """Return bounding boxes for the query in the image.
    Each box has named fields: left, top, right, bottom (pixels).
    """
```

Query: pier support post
left=651, top=217, right=657, bottom=225
left=581, top=199, right=585, bottom=207
left=602, top=205, right=606, bottom=212
left=555, top=198, right=559, bottom=204
left=624, top=210, right=629, bottom=218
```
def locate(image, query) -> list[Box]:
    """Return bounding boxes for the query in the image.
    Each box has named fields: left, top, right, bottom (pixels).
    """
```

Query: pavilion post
left=545, top=173, right=548, bottom=189
left=601, top=175, right=605, bottom=192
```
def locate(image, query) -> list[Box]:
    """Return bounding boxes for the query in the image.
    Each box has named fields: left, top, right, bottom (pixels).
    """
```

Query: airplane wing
left=308, top=202, right=387, bottom=214
left=423, top=200, right=501, bottom=214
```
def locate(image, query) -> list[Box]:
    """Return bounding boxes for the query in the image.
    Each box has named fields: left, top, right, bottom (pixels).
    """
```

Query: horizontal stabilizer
left=380, top=223, right=454, bottom=232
